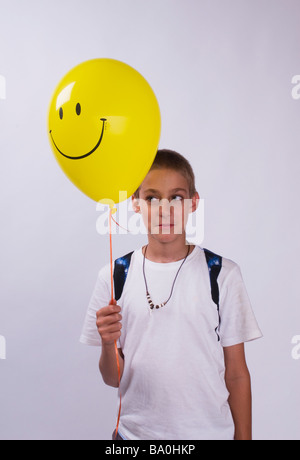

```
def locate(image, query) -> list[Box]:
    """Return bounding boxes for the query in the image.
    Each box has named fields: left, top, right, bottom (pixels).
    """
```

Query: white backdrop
left=0, top=0, right=299, bottom=440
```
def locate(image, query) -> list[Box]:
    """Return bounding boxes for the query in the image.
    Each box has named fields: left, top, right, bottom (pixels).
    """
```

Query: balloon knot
left=109, top=203, right=117, bottom=215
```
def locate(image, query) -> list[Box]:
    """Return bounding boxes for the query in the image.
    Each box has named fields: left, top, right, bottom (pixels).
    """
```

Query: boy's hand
left=96, top=299, right=122, bottom=346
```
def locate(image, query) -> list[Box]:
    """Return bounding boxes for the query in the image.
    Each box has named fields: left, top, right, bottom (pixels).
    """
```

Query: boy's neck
left=143, top=235, right=194, bottom=263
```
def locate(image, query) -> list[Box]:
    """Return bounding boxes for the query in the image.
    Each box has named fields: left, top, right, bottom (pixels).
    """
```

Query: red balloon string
left=109, top=208, right=122, bottom=439
left=110, top=212, right=131, bottom=233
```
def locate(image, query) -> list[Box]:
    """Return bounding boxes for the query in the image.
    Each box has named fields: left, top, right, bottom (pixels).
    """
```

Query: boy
left=80, top=149, right=262, bottom=440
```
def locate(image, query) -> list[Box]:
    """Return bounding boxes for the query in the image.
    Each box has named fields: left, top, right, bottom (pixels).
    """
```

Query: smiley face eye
left=59, top=107, right=63, bottom=120
left=76, top=103, right=81, bottom=115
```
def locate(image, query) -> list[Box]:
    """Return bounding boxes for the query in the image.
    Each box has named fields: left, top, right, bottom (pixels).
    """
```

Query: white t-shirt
left=80, top=244, right=262, bottom=440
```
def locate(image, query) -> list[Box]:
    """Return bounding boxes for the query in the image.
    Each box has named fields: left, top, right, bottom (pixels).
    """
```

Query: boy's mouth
left=158, top=223, right=175, bottom=229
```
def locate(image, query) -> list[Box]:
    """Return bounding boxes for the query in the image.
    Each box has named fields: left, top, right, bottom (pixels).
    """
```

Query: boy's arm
left=223, top=343, right=252, bottom=440
left=99, top=344, right=124, bottom=388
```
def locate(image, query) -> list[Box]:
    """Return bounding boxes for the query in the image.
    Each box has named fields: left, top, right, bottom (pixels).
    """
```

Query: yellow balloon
left=47, top=58, right=161, bottom=204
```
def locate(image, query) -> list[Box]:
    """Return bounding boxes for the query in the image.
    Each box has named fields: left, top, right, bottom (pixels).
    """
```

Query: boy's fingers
left=108, top=299, right=121, bottom=314
left=96, top=303, right=121, bottom=319
left=108, top=304, right=121, bottom=314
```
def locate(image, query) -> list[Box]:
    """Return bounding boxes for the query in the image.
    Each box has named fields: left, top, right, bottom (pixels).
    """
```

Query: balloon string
left=110, top=212, right=131, bottom=233
left=109, top=208, right=122, bottom=440
left=109, top=209, right=114, bottom=300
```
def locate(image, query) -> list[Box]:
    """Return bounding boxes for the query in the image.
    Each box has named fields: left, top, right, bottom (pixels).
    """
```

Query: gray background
left=0, top=0, right=299, bottom=440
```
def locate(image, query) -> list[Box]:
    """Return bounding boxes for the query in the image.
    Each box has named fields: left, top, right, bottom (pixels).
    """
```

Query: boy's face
left=132, top=168, right=199, bottom=241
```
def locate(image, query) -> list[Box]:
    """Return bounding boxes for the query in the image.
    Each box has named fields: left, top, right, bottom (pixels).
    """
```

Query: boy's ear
left=131, top=195, right=141, bottom=213
left=188, top=192, right=200, bottom=213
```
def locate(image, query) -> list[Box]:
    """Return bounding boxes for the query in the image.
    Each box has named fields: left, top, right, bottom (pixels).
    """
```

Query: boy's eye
left=145, top=196, right=159, bottom=202
left=170, top=195, right=184, bottom=204
left=145, top=195, right=183, bottom=204
left=171, top=195, right=183, bottom=201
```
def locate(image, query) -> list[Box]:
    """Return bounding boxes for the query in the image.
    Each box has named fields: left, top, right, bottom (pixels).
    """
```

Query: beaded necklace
left=142, top=244, right=191, bottom=310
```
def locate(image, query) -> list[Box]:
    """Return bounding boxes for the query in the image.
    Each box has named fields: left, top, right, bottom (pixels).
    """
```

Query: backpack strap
left=113, top=247, right=223, bottom=342
left=113, top=251, right=134, bottom=301
left=203, top=248, right=222, bottom=341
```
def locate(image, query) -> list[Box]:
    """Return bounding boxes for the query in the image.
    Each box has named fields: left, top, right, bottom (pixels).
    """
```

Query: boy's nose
left=160, top=198, right=173, bottom=207
left=159, top=202, right=175, bottom=225
left=159, top=198, right=172, bottom=215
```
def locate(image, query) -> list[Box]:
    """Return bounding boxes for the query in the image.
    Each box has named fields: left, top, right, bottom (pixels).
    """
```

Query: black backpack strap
left=113, top=247, right=223, bottom=342
left=204, top=248, right=222, bottom=341
left=113, top=251, right=134, bottom=301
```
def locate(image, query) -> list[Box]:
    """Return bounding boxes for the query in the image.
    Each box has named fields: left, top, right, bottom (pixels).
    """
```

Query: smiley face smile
left=49, top=117, right=107, bottom=160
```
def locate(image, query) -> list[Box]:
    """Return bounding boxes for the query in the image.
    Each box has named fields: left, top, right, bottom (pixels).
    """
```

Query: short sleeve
left=219, top=263, right=263, bottom=348
left=79, top=264, right=119, bottom=347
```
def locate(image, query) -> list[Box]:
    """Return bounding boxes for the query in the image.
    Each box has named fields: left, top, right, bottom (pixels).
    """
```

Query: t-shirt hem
left=79, top=335, right=101, bottom=346
left=221, top=331, right=263, bottom=348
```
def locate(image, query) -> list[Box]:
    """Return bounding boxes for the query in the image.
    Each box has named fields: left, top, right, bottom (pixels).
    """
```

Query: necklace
left=142, top=244, right=191, bottom=310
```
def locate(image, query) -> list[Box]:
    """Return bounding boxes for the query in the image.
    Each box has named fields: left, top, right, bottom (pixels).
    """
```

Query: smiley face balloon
left=48, top=59, right=161, bottom=204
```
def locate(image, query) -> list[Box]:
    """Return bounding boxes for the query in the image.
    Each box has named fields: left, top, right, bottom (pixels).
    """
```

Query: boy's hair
left=133, top=149, right=197, bottom=198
